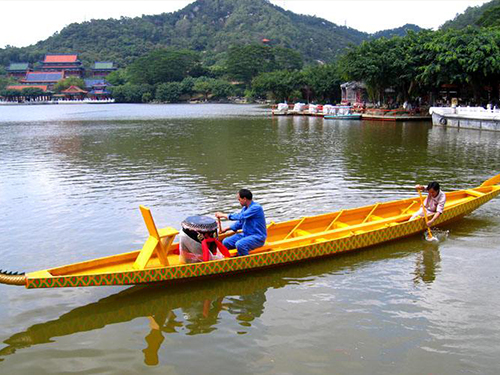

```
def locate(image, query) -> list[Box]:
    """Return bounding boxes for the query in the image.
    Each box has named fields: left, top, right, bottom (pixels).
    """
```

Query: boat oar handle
left=417, top=190, right=433, bottom=239
left=217, top=217, right=222, bottom=235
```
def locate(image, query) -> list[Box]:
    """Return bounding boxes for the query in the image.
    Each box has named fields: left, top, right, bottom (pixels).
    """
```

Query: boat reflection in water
left=0, top=239, right=439, bottom=366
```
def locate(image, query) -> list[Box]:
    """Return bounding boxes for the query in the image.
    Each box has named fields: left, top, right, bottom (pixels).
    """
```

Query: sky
left=0, top=0, right=492, bottom=49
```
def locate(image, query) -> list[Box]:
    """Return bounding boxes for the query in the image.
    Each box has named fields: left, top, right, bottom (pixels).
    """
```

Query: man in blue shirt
left=215, top=189, right=267, bottom=256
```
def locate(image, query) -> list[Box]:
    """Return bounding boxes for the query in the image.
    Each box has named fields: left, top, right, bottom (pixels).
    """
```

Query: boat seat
left=465, top=189, right=484, bottom=198
left=293, top=229, right=311, bottom=237
left=369, top=215, right=384, bottom=221
left=335, top=222, right=350, bottom=228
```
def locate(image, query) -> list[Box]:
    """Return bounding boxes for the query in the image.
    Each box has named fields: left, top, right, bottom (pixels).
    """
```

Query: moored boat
left=430, top=106, right=500, bottom=131
left=1, top=174, right=499, bottom=289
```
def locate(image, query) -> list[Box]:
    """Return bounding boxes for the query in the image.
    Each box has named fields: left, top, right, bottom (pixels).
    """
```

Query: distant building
left=39, top=54, right=84, bottom=78
left=21, top=72, right=65, bottom=90
left=6, top=85, right=48, bottom=92
left=341, top=81, right=367, bottom=105
left=84, top=78, right=112, bottom=99
left=60, top=85, right=87, bottom=100
left=92, top=62, right=117, bottom=77
left=6, top=62, right=30, bottom=79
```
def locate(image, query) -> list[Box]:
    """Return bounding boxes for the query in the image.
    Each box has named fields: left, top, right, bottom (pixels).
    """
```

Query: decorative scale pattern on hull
left=26, top=189, right=500, bottom=289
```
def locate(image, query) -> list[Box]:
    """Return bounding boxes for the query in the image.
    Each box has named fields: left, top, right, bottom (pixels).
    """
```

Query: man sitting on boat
left=215, top=189, right=267, bottom=256
left=410, top=182, right=446, bottom=226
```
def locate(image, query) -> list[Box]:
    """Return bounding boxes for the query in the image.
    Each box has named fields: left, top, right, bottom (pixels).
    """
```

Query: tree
left=302, top=64, right=342, bottom=103
left=106, top=68, right=129, bottom=86
left=273, top=47, right=303, bottom=71
left=156, top=82, right=182, bottom=102
left=127, top=49, right=202, bottom=85
left=54, top=77, right=86, bottom=93
left=476, top=5, right=500, bottom=27
left=226, top=44, right=277, bottom=85
left=22, top=87, right=46, bottom=98
left=110, top=83, right=154, bottom=103
left=252, top=70, right=305, bottom=102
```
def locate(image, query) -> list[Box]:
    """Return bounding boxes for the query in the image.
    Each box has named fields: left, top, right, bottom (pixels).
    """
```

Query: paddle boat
left=1, top=174, right=499, bottom=289
left=323, top=105, right=361, bottom=120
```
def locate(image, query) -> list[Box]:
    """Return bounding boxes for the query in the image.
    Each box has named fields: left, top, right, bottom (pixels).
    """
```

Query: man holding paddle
left=215, top=189, right=267, bottom=256
left=410, top=182, right=446, bottom=227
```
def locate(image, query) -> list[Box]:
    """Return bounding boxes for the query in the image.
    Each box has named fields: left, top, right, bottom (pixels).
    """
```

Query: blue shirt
left=228, top=201, right=267, bottom=241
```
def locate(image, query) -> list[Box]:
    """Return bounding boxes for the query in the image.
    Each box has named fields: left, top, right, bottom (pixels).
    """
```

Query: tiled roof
left=6, top=85, right=48, bottom=92
left=23, top=72, right=64, bottom=82
left=44, top=54, right=78, bottom=63
left=7, top=62, right=29, bottom=71
left=40, top=65, right=83, bottom=69
left=61, top=85, right=87, bottom=93
left=93, top=62, right=114, bottom=70
left=89, top=89, right=111, bottom=95
left=84, top=79, right=110, bottom=87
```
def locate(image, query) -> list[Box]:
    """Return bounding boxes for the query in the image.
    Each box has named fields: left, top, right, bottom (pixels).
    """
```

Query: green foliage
left=0, top=0, right=369, bottom=68
left=106, top=69, right=129, bottom=86
left=128, top=49, right=201, bottom=85
left=21, top=87, right=46, bottom=97
left=339, top=26, right=500, bottom=103
left=302, top=64, right=342, bottom=103
left=226, top=44, right=303, bottom=85
left=476, top=5, right=500, bottom=27
left=180, top=77, right=195, bottom=97
left=0, top=75, right=16, bottom=91
left=441, top=0, right=500, bottom=30
left=192, top=77, right=234, bottom=100
left=252, top=70, right=305, bottom=102
left=1, top=88, right=22, bottom=98
left=110, top=83, right=154, bottom=103
left=53, top=77, right=86, bottom=93
left=226, top=44, right=276, bottom=84
left=156, top=82, right=182, bottom=102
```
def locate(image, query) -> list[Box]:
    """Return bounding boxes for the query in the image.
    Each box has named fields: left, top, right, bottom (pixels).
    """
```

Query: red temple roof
left=44, top=54, right=78, bottom=63
left=6, top=85, right=48, bottom=92
left=62, top=85, right=87, bottom=94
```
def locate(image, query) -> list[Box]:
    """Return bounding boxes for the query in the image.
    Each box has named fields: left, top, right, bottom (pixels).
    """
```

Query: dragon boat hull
left=4, top=175, right=500, bottom=289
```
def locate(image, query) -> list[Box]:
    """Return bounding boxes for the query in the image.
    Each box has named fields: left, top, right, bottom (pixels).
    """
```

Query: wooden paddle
left=418, top=189, right=434, bottom=240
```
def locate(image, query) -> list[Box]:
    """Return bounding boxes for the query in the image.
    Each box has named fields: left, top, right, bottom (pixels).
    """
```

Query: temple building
left=341, top=81, right=368, bottom=105
left=92, top=62, right=117, bottom=77
left=21, top=72, right=64, bottom=90
left=84, top=78, right=113, bottom=99
left=6, top=62, right=30, bottom=79
left=6, top=85, right=48, bottom=92
left=39, top=54, right=84, bottom=78
left=60, top=85, right=87, bottom=100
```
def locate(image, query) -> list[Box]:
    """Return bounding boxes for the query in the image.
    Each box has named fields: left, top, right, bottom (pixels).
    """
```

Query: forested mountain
left=0, top=0, right=424, bottom=69
left=441, top=0, right=500, bottom=29
left=371, top=24, right=423, bottom=39
left=0, top=0, right=367, bottom=67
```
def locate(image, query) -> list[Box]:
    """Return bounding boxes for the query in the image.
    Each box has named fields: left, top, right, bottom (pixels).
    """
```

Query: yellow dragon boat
left=1, top=174, right=499, bottom=289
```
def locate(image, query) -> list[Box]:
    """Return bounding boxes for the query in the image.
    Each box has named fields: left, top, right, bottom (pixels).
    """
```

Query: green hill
left=0, top=0, right=427, bottom=69
left=0, top=0, right=369, bottom=68
left=441, top=0, right=500, bottom=29
left=371, top=24, right=423, bottom=39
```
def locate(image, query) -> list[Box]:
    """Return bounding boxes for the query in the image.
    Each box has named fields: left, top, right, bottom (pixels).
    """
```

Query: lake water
left=1, top=104, right=500, bottom=374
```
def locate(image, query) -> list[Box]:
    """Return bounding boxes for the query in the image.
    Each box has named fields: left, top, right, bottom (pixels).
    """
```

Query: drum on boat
left=179, top=215, right=228, bottom=263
